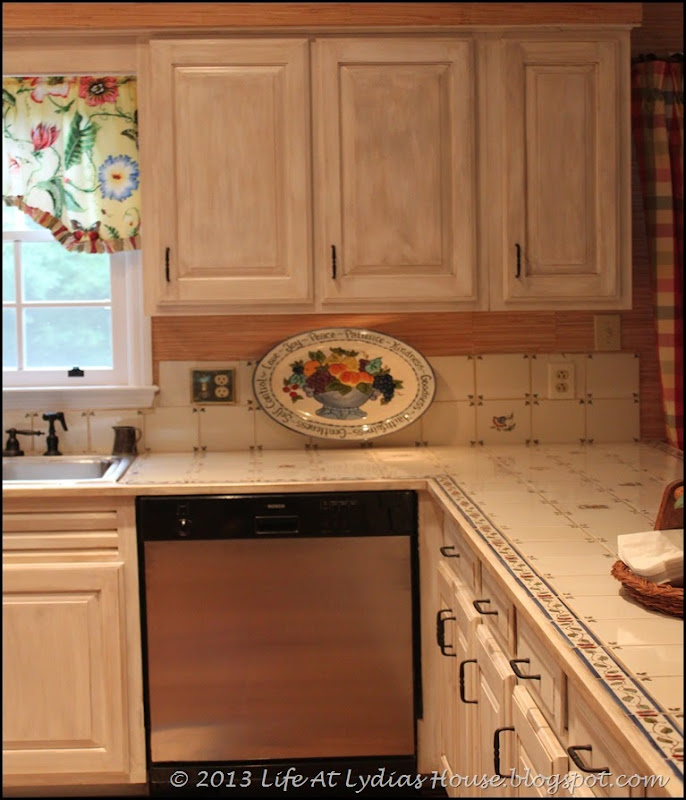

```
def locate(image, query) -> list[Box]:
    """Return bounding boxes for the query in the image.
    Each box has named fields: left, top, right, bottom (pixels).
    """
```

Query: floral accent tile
left=476, top=400, right=531, bottom=445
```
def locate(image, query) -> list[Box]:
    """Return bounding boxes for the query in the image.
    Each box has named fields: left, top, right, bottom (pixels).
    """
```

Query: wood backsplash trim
left=3, top=2, right=642, bottom=31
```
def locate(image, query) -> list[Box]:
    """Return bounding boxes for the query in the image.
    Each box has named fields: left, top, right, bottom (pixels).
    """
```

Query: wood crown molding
left=3, top=3, right=642, bottom=32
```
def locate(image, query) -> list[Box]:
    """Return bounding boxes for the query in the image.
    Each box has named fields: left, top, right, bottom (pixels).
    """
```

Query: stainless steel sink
left=2, top=455, right=134, bottom=483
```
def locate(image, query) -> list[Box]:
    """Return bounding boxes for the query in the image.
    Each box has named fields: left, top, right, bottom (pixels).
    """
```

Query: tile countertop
left=3, top=442, right=684, bottom=784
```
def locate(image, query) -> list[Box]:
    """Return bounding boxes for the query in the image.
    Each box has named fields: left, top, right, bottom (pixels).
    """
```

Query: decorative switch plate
left=191, top=368, right=236, bottom=404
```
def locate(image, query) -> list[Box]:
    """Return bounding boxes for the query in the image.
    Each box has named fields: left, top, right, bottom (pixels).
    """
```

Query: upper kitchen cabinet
left=140, top=39, right=312, bottom=314
left=490, top=32, right=632, bottom=310
left=313, top=38, right=481, bottom=310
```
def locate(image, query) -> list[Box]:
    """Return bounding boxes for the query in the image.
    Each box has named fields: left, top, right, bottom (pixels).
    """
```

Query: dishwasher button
left=177, top=517, right=192, bottom=537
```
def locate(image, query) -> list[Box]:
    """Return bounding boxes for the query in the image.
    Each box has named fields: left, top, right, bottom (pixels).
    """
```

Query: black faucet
left=42, top=412, right=68, bottom=456
left=3, top=428, right=45, bottom=457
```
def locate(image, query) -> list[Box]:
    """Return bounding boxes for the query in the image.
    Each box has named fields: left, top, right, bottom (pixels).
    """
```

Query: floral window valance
left=2, top=75, right=140, bottom=253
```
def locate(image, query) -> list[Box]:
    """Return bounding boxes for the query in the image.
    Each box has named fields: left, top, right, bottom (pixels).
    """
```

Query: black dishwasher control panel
left=136, top=491, right=417, bottom=540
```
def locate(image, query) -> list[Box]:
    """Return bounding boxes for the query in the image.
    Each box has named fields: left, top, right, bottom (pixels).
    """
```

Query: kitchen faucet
left=2, top=428, right=44, bottom=457
left=42, top=412, right=68, bottom=456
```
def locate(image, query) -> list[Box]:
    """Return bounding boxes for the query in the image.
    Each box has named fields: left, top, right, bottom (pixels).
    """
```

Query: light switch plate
left=594, top=315, right=621, bottom=351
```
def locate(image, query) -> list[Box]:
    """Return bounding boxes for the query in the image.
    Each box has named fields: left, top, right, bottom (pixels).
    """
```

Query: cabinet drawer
left=473, top=565, right=515, bottom=654
left=512, top=685, right=568, bottom=784
left=441, top=514, right=480, bottom=592
left=515, top=615, right=566, bottom=732
left=567, top=685, right=646, bottom=798
left=3, top=510, right=119, bottom=552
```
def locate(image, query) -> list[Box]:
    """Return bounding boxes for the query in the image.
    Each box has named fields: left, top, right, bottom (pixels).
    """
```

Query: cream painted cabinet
left=493, top=33, right=631, bottom=310
left=313, top=38, right=479, bottom=309
left=436, top=562, right=481, bottom=796
left=141, top=38, right=312, bottom=313
left=2, top=498, right=145, bottom=790
left=141, top=31, right=631, bottom=315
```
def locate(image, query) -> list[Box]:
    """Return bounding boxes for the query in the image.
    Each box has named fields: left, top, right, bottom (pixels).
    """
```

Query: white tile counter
left=4, top=441, right=683, bottom=788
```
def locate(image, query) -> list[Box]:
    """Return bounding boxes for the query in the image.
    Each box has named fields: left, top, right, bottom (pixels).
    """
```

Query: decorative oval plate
left=253, top=328, right=436, bottom=441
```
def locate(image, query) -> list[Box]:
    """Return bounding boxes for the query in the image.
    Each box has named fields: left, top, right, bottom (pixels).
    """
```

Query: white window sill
left=2, top=385, right=158, bottom=411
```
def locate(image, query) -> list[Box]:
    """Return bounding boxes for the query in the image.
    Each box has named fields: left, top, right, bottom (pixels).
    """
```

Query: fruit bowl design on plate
left=283, top=347, right=402, bottom=420
left=253, top=328, right=436, bottom=441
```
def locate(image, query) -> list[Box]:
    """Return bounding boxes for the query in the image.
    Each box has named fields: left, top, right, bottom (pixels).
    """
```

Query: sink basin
left=2, top=455, right=134, bottom=484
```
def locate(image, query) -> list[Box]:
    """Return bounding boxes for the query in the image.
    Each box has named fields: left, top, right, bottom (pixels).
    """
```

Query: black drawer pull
left=515, top=243, right=522, bottom=278
left=567, top=745, right=610, bottom=775
left=473, top=599, right=498, bottom=615
left=459, top=659, right=478, bottom=704
left=510, top=658, right=541, bottom=681
left=440, top=545, right=460, bottom=558
left=436, top=609, right=456, bottom=657
left=494, top=726, right=515, bottom=778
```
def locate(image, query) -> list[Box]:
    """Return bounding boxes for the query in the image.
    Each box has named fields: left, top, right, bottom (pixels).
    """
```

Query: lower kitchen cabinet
left=2, top=497, right=145, bottom=791
left=436, top=562, right=480, bottom=796
left=474, top=623, right=517, bottom=796
left=510, top=685, right=569, bottom=798
left=566, top=685, right=648, bottom=799
left=420, top=496, right=673, bottom=798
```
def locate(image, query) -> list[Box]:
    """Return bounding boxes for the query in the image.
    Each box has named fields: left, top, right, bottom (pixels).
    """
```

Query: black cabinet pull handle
left=567, top=745, right=610, bottom=774
left=440, top=545, right=460, bottom=558
left=510, top=658, right=541, bottom=681
left=331, top=244, right=337, bottom=279
left=165, top=247, right=171, bottom=282
left=494, top=726, right=515, bottom=778
left=473, top=599, right=498, bottom=615
left=436, top=609, right=456, bottom=657
left=515, top=243, right=521, bottom=278
left=459, top=659, right=478, bottom=704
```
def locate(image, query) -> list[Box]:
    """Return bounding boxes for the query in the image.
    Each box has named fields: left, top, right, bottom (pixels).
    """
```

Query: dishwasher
left=136, top=491, right=420, bottom=796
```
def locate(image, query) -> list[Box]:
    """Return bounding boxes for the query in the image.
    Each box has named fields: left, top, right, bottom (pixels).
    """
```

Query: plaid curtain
left=631, top=56, right=684, bottom=450
left=2, top=76, right=140, bottom=253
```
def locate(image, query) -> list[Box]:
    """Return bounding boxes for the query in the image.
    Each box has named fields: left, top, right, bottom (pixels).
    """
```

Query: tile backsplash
left=3, top=353, right=641, bottom=454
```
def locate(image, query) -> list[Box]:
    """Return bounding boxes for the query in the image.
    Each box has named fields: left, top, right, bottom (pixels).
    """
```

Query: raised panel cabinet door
left=436, top=562, right=482, bottom=798
left=511, top=686, right=569, bottom=797
left=475, top=624, right=517, bottom=797
left=502, top=36, right=631, bottom=308
left=2, top=561, right=128, bottom=779
left=314, top=38, right=478, bottom=308
left=142, top=39, right=312, bottom=311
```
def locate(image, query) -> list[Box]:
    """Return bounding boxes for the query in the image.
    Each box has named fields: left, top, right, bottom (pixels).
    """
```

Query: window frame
left=3, top=221, right=129, bottom=387
left=2, top=42, right=156, bottom=410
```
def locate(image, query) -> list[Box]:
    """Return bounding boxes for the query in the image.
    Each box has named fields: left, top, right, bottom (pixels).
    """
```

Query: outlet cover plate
left=191, top=368, right=236, bottom=404
left=547, top=363, right=575, bottom=400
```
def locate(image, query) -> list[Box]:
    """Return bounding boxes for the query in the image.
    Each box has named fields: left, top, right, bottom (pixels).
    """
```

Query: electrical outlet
left=547, top=363, right=575, bottom=400
left=594, top=315, right=621, bottom=351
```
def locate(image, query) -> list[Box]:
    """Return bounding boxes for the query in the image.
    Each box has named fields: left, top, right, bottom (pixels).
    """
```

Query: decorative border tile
left=431, top=471, right=684, bottom=780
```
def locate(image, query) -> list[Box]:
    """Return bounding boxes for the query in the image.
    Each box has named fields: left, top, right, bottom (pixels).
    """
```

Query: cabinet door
left=142, top=39, right=312, bottom=312
left=3, top=562, right=128, bottom=779
left=314, top=38, right=479, bottom=309
left=475, top=624, right=517, bottom=797
left=436, top=563, right=481, bottom=797
left=500, top=36, right=630, bottom=308
left=511, top=686, right=569, bottom=797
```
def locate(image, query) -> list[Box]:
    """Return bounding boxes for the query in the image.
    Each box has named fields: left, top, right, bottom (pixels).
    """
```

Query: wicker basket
left=611, top=560, right=683, bottom=618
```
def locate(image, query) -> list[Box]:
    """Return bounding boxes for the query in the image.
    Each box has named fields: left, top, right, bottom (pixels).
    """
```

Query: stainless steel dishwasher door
left=144, top=535, right=415, bottom=763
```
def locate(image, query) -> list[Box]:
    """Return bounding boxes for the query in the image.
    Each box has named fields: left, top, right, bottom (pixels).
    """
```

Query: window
left=3, top=204, right=129, bottom=386
left=2, top=204, right=153, bottom=408
left=2, top=64, right=154, bottom=410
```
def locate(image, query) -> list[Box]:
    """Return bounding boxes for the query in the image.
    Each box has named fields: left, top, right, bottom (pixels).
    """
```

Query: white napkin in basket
left=617, top=529, right=683, bottom=585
